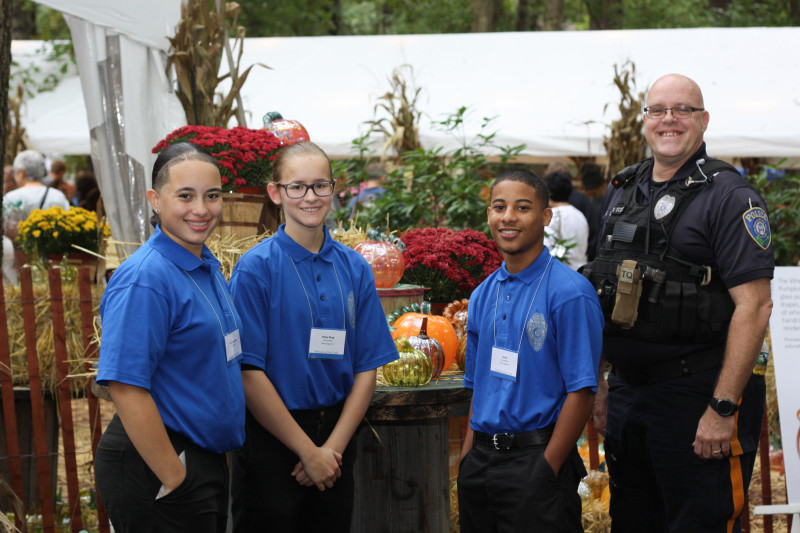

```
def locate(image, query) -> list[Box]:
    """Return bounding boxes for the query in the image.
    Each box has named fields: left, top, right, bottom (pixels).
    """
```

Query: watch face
left=713, top=398, right=737, bottom=416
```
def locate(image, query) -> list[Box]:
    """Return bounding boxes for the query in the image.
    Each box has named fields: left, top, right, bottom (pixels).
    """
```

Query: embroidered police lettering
left=611, top=206, right=625, bottom=215
left=742, top=206, right=771, bottom=250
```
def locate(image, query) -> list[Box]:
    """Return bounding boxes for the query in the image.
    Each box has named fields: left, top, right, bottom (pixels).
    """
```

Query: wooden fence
left=0, top=264, right=789, bottom=532
left=1, top=266, right=109, bottom=532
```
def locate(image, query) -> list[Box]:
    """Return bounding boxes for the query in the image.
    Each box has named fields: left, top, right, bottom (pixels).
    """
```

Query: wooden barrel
left=377, top=286, right=426, bottom=316
left=214, top=192, right=281, bottom=239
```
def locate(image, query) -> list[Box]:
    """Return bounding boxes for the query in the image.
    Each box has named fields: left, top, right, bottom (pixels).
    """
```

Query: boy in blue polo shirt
left=457, top=169, right=603, bottom=533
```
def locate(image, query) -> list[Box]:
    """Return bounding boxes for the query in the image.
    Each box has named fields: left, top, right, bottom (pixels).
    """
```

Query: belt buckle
left=491, top=433, right=513, bottom=450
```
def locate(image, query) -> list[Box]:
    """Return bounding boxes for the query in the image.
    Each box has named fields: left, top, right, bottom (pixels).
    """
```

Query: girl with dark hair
left=94, top=142, right=245, bottom=532
left=229, top=141, right=397, bottom=532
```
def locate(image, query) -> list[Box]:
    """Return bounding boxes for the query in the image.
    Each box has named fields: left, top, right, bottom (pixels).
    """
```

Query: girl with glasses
left=229, top=141, right=397, bottom=532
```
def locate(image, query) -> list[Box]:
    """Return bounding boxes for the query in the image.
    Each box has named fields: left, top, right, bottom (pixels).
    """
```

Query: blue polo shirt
left=97, top=226, right=246, bottom=454
left=230, top=225, right=398, bottom=411
left=464, top=246, right=603, bottom=435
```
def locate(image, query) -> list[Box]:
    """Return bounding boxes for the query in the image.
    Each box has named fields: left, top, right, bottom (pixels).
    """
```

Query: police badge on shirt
left=742, top=205, right=771, bottom=250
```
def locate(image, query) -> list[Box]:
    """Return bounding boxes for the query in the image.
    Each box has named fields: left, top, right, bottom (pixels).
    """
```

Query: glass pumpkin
left=382, top=337, right=432, bottom=387
left=392, top=312, right=458, bottom=372
left=407, top=317, right=445, bottom=379
left=354, top=239, right=405, bottom=289
left=262, top=111, right=310, bottom=145
left=442, top=298, right=469, bottom=339
left=455, top=334, right=467, bottom=371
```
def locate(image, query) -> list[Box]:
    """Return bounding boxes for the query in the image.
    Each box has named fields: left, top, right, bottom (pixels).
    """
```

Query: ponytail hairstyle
left=150, top=142, right=219, bottom=227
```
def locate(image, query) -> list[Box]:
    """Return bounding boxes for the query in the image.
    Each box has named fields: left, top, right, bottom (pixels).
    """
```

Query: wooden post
left=49, top=267, right=83, bottom=531
left=587, top=418, right=600, bottom=471
left=0, top=277, right=25, bottom=527
left=77, top=266, right=110, bottom=532
left=19, top=266, right=56, bottom=530
left=758, top=405, right=772, bottom=533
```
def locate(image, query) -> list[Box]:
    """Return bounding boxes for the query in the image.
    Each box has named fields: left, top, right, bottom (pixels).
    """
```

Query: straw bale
left=3, top=275, right=104, bottom=396
left=205, top=231, right=271, bottom=280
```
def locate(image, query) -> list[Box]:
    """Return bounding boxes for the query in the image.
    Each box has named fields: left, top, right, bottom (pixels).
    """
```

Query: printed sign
left=769, top=267, right=800, bottom=514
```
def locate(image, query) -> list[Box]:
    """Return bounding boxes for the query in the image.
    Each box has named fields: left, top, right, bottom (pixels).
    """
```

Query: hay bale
left=4, top=277, right=104, bottom=397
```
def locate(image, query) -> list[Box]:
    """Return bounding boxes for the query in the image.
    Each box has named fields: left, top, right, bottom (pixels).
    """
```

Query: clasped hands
left=292, top=446, right=342, bottom=491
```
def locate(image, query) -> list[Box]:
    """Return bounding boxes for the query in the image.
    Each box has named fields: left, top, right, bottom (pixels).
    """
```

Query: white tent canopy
left=14, top=27, right=800, bottom=161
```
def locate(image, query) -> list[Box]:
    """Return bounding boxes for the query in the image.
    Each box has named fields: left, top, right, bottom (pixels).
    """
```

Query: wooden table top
left=367, top=372, right=472, bottom=421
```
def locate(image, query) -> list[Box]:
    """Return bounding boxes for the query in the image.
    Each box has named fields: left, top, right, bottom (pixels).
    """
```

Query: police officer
left=587, top=74, right=773, bottom=532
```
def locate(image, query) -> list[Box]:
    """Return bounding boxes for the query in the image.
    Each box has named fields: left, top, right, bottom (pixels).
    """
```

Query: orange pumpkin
left=392, top=312, right=458, bottom=372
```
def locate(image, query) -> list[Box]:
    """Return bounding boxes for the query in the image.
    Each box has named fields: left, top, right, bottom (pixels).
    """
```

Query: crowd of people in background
left=2, top=149, right=102, bottom=286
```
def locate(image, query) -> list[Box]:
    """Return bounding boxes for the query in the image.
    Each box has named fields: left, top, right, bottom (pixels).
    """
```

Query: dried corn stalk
left=166, top=0, right=268, bottom=127
left=603, top=61, right=647, bottom=179
left=365, top=64, right=423, bottom=160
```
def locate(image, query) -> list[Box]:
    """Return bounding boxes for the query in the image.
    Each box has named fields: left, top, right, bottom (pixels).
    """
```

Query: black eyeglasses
left=279, top=181, right=335, bottom=199
left=644, top=106, right=704, bottom=119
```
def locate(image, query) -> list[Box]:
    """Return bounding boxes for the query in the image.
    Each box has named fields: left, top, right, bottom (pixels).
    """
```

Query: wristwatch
left=709, top=397, right=739, bottom=417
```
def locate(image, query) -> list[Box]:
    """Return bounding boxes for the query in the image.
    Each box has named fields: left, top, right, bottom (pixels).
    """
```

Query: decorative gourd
left=354, top=229, right=405, bottom=289
left=455, top=334, right=467, bottom=371
left=262, top=111, right=310, bottom=145
left=442, top=298, right=469, bottom=338
left=392, top=312, right=458, bottom=372
left=406, top=317, right=445, bottom=379
left=382, top=336, right=432, bottom=387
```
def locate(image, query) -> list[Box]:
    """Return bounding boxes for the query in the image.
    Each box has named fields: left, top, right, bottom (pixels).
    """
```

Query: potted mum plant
left=16, top=206, right=111, bottom=264
left=152, top=125, right=282, bottom=193
left=400, top=228, right=502, bottom=306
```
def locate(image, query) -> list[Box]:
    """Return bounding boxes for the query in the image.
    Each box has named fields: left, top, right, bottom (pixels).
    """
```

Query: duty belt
left=474, top=426, right=554, bottom=451
left=612, top=349, right=724, bottom=385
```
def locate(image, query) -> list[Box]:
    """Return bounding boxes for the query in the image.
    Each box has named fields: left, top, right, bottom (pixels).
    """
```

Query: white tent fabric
left=25, top=0, right=183, bottom=250
left=226, top=27, right=800, bottom=160
left=16, top=26, right=800, bottom=164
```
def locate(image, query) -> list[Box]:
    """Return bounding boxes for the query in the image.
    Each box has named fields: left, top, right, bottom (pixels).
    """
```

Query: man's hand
left=592, top=374, right=609, bottom=437
left=692, top=407, right=735, bottom=460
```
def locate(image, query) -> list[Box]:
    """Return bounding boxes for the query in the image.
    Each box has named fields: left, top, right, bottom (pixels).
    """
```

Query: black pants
left=457, top=441, right=586, bottom=533
left=604, top=369, right=765, bottom=533
left=94, top=414, right=230, bottom=533
left=231, top=402, right=356, bottom=533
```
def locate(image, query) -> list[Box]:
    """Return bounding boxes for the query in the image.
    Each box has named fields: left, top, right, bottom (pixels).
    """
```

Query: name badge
left=309, top=328, right=346, bottom=360
left=490, top=346, right=518, bottom=382
left=225, top=329, right=242, bottom=364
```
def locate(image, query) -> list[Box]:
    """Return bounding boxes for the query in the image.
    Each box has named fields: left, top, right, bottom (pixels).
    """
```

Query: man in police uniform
left=588, top=74, right=773, bottom=532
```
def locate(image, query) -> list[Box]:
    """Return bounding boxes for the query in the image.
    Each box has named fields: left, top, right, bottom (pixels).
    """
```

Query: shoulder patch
left=742, top=207, right=771, bottom=250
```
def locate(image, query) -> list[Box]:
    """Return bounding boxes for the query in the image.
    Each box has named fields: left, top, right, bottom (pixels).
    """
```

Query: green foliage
left=748, top=163, right=800, bottom=267
left=33, top=3, right=71, bottom=40
left=9, top=3, right=74, bottom=98
left=343, top=0, right=474, bottom=34
left=715, top=0, right=794, bottom=26
left=346, top=107, right=524, bottom=233
left=237, top=0, right=339, bottom=36
left=621, top=0, right=713, bottom=28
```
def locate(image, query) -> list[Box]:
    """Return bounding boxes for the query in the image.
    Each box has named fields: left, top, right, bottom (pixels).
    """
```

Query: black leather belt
left=612, top=349, right=723, bottom=385
left=474, top=426, right=554, bottom=451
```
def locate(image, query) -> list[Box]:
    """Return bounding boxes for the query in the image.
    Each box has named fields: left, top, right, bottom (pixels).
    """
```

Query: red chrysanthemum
left=400, top=228, right=502, bottom=302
